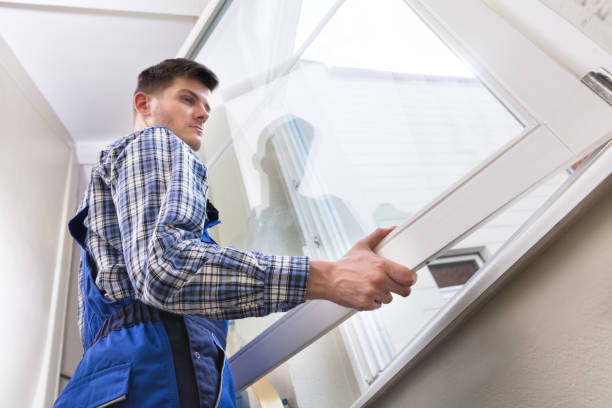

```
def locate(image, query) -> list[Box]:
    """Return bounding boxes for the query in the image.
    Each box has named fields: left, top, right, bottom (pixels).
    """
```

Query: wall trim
left=32, top=150, right=77, bottom=408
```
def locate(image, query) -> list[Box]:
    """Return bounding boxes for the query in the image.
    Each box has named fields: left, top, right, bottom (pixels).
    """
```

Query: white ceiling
left=0, top=0, right=207, bottom=163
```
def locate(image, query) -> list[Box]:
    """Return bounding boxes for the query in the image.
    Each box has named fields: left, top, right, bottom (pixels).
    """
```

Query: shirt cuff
left=254, top=254, right=310, bottom=315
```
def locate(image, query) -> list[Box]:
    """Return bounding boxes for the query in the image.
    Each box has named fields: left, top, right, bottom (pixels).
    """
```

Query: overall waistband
left=93, top=301, right=200, bottom=407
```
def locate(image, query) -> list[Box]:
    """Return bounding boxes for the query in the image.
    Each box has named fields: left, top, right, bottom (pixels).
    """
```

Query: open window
left=181, top=0, right=612, bottom=406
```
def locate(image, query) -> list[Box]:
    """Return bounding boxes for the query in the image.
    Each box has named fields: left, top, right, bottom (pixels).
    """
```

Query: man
left=54, top=58, right=416, bottom=407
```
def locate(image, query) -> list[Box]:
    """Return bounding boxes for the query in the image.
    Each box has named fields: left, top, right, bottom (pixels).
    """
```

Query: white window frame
left=180, top=0, right=612, bottom=404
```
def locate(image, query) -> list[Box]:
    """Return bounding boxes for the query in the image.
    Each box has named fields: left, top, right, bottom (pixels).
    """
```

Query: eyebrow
left=178, top=88, right=211, bottom=112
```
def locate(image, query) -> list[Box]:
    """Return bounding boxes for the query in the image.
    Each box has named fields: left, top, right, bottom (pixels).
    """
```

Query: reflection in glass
left=429, top=254, right=483, bottom=292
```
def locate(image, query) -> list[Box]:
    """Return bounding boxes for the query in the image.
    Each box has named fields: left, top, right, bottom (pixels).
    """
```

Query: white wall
left=0, top=35, right=77, bottom=407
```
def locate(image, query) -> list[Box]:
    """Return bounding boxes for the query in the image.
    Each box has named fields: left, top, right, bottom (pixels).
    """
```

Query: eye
left=182, top=96, right=194, bottom=104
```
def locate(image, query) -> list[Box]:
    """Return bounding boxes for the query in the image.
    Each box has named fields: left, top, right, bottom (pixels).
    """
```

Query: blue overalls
left=54, top=206, right=236, bottom=408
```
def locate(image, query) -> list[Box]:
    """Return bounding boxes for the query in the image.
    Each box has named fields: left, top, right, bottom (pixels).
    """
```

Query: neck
left=133, top=115, right=149, bottom=133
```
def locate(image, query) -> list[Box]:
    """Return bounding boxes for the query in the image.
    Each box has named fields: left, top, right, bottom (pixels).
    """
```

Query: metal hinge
left=581, top=68, right=612, bottom=107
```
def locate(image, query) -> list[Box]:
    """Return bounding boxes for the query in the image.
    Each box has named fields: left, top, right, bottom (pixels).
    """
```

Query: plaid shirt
left=76, top=126, right=309, bottom=337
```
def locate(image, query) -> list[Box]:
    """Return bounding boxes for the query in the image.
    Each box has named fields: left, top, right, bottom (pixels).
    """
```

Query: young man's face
left=147, top=76, right=212, bottom=151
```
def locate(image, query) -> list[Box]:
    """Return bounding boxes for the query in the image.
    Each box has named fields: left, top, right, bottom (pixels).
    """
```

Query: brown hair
left=134, top=58, right=219, bottom=96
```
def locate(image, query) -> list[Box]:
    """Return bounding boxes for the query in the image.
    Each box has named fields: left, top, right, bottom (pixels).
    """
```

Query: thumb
left=362, top=226, right=396, bottom=250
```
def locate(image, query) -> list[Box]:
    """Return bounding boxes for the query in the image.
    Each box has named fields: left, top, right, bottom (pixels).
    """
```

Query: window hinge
left=581, top=68, right=612, bottom=107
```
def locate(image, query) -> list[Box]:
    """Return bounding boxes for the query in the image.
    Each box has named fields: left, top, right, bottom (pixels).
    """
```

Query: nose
left=195, top=103, right=209, bottom=123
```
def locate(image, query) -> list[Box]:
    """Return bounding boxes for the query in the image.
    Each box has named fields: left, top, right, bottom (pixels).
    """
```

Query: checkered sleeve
left=107, top=127, right=309, bottom=318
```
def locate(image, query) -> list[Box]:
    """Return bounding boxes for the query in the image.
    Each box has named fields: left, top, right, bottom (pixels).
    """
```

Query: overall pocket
left=54, top=362, right=131, bottom=408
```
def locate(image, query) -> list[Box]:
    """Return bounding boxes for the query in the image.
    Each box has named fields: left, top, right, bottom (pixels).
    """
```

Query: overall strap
left=68, top=205, right=89, bottom=251
left=68, top=205, right=133, bottom=349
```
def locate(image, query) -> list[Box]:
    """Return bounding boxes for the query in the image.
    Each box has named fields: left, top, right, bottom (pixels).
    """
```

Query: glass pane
left=197, top=0, right=337, bottom=96
left=197, top=1, right=299, bottom=93
left=195, top=0, right=527, bottom=404
left=294, top=0, right=338, bottom=53
left=301, top=0, right=473, bottom=76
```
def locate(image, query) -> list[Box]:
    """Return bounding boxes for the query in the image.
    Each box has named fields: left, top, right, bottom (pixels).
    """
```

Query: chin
left=174, top=132, right=200, bottom=151
left=188, top=138, right=202, bottom=151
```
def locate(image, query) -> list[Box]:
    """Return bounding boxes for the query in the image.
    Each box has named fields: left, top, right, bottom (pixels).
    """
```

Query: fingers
left=362, top=256, right=416, bottom=307
left=385, top=258, right=418, bottom=289
left=357, top=285, right=409, bottom=311
left=381, top=291, right=393, bottom=304
left=332, top=230, right=417, bottom=311
left=385, top=278, right=414, bottom=298
left=370, top=292, right=392, bottom=310
left=369, top=257, right=416, bottom=297
left=361, top=227, right=396, bottom=250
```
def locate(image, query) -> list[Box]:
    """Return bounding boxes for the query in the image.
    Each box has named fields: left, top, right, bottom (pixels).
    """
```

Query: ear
left=133, top=92, right=152, bottom=117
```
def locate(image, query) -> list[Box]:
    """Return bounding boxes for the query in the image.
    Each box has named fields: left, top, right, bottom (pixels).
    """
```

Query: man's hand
left=306, top=227, right=417, bottom=311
